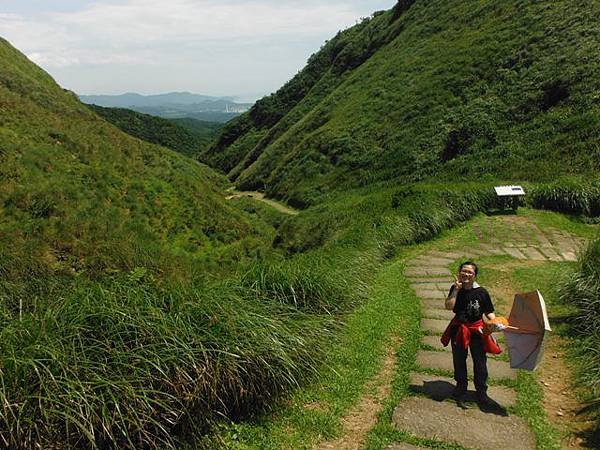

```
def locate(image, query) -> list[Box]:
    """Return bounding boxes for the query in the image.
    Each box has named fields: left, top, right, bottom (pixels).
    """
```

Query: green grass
left=0, top=37, right=361, bottom=448
left=274, top=182, right=496, bottom=256
left=2, top=0, right=600, bottom=446
left=557, top=237, right=600, bottom=443
left=0, top=37, right=268, bottom=283
left=528, top=178, right=600, bottom=218
left=87, top=104, right=221, bottom=158
left=0, top=50, right=504, bottom=447
left=0, top=251, right=376, bottom=448
left=200, top=258, right=420, bottom=449
left=205, top=0, right=599, bottom=208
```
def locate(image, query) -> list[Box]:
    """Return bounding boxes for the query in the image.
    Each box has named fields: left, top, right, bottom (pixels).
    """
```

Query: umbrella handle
left=504, top=327, right=545, bottom=334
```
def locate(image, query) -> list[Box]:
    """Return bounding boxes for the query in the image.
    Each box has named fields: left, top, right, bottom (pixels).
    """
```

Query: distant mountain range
left=79, top=92, right=252, bottom=122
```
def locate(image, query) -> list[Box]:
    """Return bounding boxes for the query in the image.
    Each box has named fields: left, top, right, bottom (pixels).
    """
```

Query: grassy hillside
left=0, top=39, right=269, bottom=280
left=2, top=0, right=599, bottom=445
left=86, top=104, right=221, bottom=157
left=171, top=116, right=222, bottom=133
left=205, top=0, right=600, bottom=208
left=0, top=38, right=356, bottom=448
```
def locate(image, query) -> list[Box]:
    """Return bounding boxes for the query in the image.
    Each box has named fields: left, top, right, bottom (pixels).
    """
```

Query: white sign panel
left=494, top=185, right=525, bottom=197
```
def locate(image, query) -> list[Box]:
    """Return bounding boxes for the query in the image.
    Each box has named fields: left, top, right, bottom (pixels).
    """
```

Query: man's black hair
left=459, top=261, right=478, bottom=275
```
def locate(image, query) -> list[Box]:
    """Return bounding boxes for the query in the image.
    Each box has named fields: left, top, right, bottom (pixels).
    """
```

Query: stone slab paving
left=411, top=282, right=452, bottom=291
left=461, top=246, right=489, bottom=257
left=421, top=299, right=445, bottom=310
left=410, top=256, right=455, bottom=266
left=477, top=243, right=507, bottom=256
left=405, top=268, right=449, bottom=278
left=420, top=318, right=449, bottom=334
left=537, top=246, right=564, bottom=261
left=532, top=230, right=553, bottom=247
left=407, top=276, right=453, bottom=283
left=557, top=243, right=577, bottom=255
left=392, top=397, right=535, bottom=450
left=417, top=351, right=516, bottom=380
left=520, top=246, right=547, bottom=261
left=423, top=267, right=451, bottom=276
left=398, top=219, right=588, bottom=450
left=406, top=267, right=451, bottom=277
left=427, top=250, right=464, bottom=259
left=503, top=247, right=527, bottom=259
left=409, top=282, right=438, bottom=290
left=413, top=288, right=446, bottom=299
left=421, top=308, right=454, bottom=320
left=403, top=267, right=427, bottom=277
left=421, top=334, right=450, bottom=351
left=409, top=372, right=517, bottom=407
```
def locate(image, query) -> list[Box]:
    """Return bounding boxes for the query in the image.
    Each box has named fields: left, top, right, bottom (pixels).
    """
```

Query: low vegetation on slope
left=0, top=38, right=359, bottom=448
left=87, top=104, right=222, bottom=158
left=2, top=0, right=599, bottom=446
left=205, top=0, right=599, bottom=208
left=560, top=237, right=600, bottom=436
left=0, top=37, right=506, bottom=446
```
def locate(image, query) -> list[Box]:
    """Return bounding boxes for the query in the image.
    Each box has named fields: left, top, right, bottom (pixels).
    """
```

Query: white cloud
left=4, top=1, right=366, bottom=67
left=1, top=0, right=395, bottom=96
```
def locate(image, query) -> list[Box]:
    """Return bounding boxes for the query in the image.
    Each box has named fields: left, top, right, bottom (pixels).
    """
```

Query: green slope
left=205, top=0, right=600, bottom=208
left=86, top=104, right=222, bottom=157
left=0, top=37, right=263, bottom=280
left=170, top=117, right=223, bottom=138
left=0, top=37, right=382, bottom=449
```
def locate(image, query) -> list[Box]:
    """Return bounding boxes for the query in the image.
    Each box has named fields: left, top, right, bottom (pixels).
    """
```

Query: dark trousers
left=451, top=334, right=488, bottom=393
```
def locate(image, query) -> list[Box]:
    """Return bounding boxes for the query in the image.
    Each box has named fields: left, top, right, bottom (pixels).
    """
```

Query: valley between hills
left=1, top=0, right=599, bottom=448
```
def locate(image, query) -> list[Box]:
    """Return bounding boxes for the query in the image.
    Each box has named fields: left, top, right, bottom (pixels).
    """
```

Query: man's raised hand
left=454, top=274, right=462, bottom=292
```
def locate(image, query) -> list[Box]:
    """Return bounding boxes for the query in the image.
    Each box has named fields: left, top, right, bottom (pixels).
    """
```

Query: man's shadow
left=409, top=379, right=508, bottom=416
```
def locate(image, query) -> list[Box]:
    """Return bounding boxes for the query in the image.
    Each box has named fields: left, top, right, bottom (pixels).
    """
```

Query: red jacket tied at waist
left=441, top=317, right=502, bottom=355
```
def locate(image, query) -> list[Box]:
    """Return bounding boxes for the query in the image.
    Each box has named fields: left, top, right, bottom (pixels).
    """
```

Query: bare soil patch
left=225, top=190, right=299, bottom=215
left=537, top=336, right=597, bottom=449
left=316, top=338, right=400, bottom=450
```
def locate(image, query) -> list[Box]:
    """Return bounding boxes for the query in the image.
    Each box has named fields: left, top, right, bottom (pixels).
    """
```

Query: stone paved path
left=387, top=215, right=586, bottom=449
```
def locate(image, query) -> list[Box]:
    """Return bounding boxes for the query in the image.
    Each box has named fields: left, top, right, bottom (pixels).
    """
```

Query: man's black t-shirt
left=448, top=285, right=494, bottom=323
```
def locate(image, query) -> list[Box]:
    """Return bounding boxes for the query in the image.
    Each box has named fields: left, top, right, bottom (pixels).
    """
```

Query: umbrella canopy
left=504, top=290, right=552, bottom=371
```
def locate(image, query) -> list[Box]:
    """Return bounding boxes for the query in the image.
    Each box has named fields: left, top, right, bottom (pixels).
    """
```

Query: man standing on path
left=441, top=261, right=501, bottom=405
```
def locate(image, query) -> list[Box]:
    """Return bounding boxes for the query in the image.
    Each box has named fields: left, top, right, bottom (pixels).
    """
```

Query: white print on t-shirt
left=467, top=299, right=481, bottom=318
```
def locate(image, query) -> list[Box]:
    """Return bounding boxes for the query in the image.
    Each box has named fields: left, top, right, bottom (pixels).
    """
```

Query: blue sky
left=1, top=1, right=396, bottom=101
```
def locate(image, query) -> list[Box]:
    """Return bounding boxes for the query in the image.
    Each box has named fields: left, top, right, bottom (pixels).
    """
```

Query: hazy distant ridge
left=79, top=92, right=252, bottom=122
left=80, top=91, right=233, bottom=107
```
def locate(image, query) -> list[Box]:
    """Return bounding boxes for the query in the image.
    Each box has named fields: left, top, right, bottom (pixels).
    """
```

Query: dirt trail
left=317, top=338, right=400, bottom=450
left=225, top=189, right=299, bottom=215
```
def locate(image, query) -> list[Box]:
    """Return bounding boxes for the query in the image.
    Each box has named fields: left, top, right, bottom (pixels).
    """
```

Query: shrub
left=0, top=275, right=336, bottom=449
left=529, top=179, right=600, bottom=217
left=240, top=254, right=367, bottom=314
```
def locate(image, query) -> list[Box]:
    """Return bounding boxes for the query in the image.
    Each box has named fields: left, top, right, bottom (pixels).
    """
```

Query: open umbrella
left=503, top=290, right=552, bottom=371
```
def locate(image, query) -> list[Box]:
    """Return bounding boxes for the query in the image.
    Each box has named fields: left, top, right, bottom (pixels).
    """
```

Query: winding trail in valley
left=225, top=189, right=299, bottom=216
